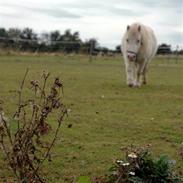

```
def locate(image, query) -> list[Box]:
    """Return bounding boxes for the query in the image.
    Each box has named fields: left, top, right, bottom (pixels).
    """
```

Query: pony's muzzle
left=127, top=53, right=136, bottom=62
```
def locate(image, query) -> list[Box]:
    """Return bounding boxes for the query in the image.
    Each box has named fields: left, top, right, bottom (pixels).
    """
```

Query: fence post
left=89, top=41, right=93, bottom=62
left=175, top=45, right=179, bottom=64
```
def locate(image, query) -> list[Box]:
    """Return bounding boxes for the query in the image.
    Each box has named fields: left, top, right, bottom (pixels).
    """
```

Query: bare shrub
left=0, top=69, right=67, bottom=182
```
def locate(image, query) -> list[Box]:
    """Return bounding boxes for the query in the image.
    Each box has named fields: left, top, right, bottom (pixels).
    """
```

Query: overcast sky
left=0, top=0, right=182, bottom=49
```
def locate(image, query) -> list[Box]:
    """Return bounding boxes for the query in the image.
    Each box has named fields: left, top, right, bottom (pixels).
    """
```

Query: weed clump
left=105, top=145, right=183, bottom=183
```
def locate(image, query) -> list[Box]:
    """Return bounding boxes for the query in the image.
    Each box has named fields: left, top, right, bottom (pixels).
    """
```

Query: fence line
left=0, top=36, right=94, bottom=62
left=0, top=36, right=83, bottom=45
left=0, top=36, right=182, bottom=50
left=0, top=36, right=182, bottom=63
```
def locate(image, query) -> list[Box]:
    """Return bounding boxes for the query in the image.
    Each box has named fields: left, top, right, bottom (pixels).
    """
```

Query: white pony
left=121, top=22, right=157, bottom=87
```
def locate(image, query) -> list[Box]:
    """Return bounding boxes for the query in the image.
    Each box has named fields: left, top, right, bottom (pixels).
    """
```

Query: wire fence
left=0, top=36, right=84, bottom=44
left=0, top=36, right=182, bottom=63
left=0, top=36, right=95, bottom=61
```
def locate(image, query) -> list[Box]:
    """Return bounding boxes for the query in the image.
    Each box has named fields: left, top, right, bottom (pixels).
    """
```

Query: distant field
left=0, top=54, right=183, bottom=182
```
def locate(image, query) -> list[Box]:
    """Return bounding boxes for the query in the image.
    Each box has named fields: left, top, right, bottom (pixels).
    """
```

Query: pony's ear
left=127, top=25, right=130, bottom=31
left=138, top=25, right=141, bottom=32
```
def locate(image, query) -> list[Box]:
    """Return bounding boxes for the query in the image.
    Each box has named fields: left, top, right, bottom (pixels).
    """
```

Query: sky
left=0, top=0, right=182, bottom=49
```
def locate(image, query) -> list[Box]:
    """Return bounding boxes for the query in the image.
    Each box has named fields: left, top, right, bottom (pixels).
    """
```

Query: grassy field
left=0, top=54, right=183, bottom=182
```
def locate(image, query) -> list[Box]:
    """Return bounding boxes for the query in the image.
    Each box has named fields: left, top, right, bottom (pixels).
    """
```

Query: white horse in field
left=121, top=22, right=157, bottom=87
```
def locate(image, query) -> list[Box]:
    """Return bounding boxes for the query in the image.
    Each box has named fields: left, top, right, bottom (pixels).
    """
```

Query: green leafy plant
left=104, top=145, right=183, bottom=183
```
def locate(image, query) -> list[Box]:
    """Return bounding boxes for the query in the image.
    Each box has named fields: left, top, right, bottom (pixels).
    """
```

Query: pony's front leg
left=134, top=61, right=147, bottom=87
left=125, top=62, right=135, bottom=87
left=134, top=62, right=143, bottom=87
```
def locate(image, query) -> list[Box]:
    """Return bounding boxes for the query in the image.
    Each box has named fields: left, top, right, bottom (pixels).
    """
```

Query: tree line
left=0, top=27, right=182, bottom=55
left=0, top=27, right=100, bottom=53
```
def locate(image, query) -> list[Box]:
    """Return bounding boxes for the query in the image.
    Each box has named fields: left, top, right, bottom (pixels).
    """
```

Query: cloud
left=29, top=7, right=81, bottom=19
left=161, top=32, right=183, bottom=47
left=0, top=3, right=81, bottom=19
left=0, top=0, right=182, bottom=49
left=105, top=7, right=148, bottom=17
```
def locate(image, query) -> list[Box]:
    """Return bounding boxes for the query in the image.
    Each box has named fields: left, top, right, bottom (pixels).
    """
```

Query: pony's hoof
left=134, top=82, right=141, bottom=88
left=128, top=83, right=133, bottom=87
left=143, top=81, right=147, bottom=85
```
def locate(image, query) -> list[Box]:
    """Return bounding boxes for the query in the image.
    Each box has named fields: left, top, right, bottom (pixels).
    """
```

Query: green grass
left=0, top=54, right=183, bottom=182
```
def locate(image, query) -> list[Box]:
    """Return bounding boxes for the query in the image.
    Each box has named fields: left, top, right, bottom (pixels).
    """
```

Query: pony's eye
left=137, top=39, right=140, bottom=43
left=126, top=39, right=129, bottom=42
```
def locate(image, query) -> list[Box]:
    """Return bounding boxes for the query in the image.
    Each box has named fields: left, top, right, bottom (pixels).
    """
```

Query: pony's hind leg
left=142, top=64, right=148, bottom=85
